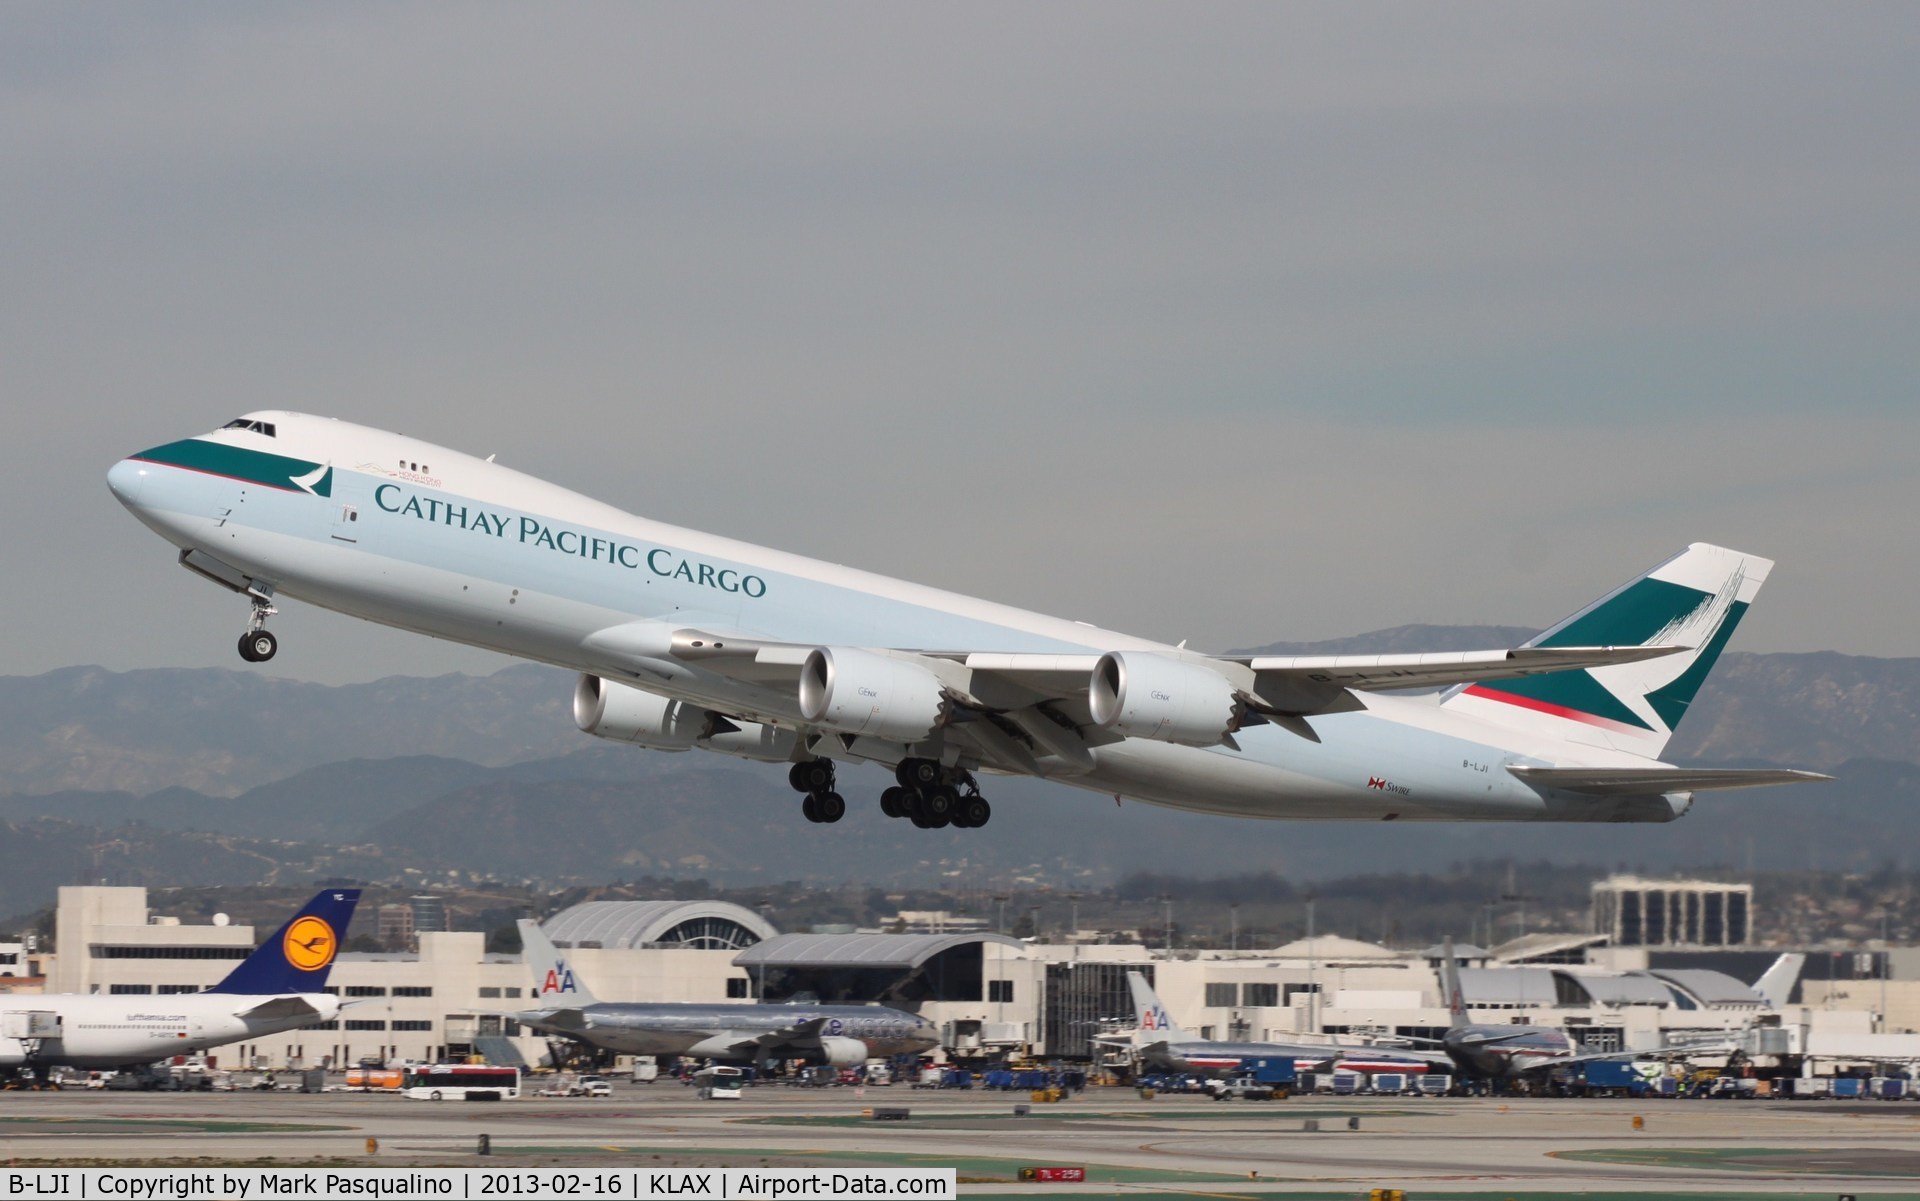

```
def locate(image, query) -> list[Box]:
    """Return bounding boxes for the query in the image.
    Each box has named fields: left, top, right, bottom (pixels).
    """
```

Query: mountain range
left=0, top=627, right=1914, bottom=920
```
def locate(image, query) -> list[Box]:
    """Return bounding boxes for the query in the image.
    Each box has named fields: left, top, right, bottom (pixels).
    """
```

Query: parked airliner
left=510, top=921, right=937, bottom=1067
left=0, top=889, right=359, bottom=1083
left=107, top=414, right=1825, bottom=829
left=1114, top=971, right=1429, bottom=1077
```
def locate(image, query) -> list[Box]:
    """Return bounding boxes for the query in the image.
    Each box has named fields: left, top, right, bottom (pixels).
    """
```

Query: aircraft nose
left=106, top=457, right=148, bottom=507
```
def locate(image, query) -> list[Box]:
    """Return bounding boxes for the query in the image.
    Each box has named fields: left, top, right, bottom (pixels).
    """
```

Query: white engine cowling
left=573, top=675, right=703, bottom=750
left=701, top=721, right=802, bottom=764
left=816, top=1036, right=869, bottom=1068
left=1089, top=652, right=1244, bottom=747
left=798, top=648, right=948, bottom=743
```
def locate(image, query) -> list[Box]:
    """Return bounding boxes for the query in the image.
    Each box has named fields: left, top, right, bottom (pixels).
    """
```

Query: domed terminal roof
left=542, top=900, right=777, bottom=951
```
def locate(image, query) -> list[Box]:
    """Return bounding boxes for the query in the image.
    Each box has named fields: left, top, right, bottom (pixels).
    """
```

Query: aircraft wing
left=704, top=1016, right=833, bottom=1058
left=1230, top=645, right=1686, bottom=715
left=1509, top=765, right=1832, bottom=795
left=652, top=625, right=1685, bottom=720
left=233, top=996, right=325, bottom=1022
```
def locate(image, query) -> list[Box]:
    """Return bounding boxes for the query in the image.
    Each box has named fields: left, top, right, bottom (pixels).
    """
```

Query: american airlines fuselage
left=519, top=1002, right=938, bottom=1062
left=104, top=413, right=1724, bottom=824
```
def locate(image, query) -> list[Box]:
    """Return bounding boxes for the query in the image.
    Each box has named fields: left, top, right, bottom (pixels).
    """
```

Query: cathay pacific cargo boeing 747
left=107, top=413, right=1825, bottom=830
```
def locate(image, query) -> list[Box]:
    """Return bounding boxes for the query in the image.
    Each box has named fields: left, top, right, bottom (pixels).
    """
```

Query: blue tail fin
left=204, top=888, right=361, bottom=995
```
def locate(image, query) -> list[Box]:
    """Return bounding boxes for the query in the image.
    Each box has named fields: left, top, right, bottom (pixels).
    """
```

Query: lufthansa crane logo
left=283, top=916, right=337, bottom=971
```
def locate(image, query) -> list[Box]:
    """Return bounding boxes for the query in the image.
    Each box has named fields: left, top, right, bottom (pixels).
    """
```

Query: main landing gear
left=236, top=591, right=279, bottom=663
left=788, top=760, right=846, bottom=824
left=882, top=758, right=991, bottom=830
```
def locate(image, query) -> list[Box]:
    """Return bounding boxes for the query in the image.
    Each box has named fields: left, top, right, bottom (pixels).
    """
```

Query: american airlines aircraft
left=106, top=413, right=1824, bottom=830
left=510, top=921, right=938, bottom=1067
left=1113, top=971, right=1429, bottom=1077
left=0, top=889, right=360, bottom=1083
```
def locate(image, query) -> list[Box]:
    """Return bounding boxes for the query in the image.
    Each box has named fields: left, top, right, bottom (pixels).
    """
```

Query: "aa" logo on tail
left=541, top=961, right=577, bottom=995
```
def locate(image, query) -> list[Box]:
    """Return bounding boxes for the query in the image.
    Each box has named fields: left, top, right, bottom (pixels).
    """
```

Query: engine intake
left=573, top=675, right=702, bottom=751
left=1089, top=652, right=1244, bottom=747
left=798, top=648, right=948, bottom=743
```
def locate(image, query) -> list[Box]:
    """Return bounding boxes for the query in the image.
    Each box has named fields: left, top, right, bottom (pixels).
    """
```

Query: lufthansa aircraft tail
left=1125, top=971, right=1192, bottom=1042
left=1441, top=543, right=1768, bottom=759
left=205, top=888, right=360, bottom=995
left=518, top=919, right=600, bottom=1007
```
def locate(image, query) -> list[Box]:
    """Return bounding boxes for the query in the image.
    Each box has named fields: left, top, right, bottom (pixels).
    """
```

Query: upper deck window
left=222, top=418, right=277, bottom=437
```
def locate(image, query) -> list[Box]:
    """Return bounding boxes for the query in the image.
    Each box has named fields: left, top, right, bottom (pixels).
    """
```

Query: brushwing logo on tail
left=282, top=916, right=337, bottom=971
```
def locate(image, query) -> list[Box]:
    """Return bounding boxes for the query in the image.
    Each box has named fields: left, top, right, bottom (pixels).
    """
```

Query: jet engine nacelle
left=572, top=675, right=702, bottom=751
left=816, top=1036, right=869, bottom=1068
left=798, top=648, right=948, bottom=743
left=1089, top=652, right=1244, bottom=747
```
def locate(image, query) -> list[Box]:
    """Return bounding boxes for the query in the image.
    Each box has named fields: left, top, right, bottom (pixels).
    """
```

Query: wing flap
left=1510, top=765, right=1831, bottom=796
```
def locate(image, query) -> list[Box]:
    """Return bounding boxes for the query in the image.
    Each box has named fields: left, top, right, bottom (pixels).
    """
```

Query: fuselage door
left=331, top=502, right=360, bottom=543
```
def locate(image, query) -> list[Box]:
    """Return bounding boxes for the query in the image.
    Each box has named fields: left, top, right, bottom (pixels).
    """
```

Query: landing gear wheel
left=880, top=787, right=910, bottom=819
left=921, top=784, right=958, bottom=821
left=895, top=758, right=941, bottom=790
left=801, top=794, right=822, bottom=823
left=958, top=795, right=991, bottom=828
left=791, top=760, right=835, bottom=793
left=813, top=791, right=845, bottom=823
left=238, top=630, right=278, bottom=662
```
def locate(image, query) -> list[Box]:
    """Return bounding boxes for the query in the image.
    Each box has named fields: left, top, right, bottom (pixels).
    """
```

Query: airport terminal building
left=34, top=886, right=1920, bottom=1073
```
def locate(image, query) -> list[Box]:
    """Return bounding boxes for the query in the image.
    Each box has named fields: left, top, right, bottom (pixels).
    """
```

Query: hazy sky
left=5, top=3, right=1917, bottom=684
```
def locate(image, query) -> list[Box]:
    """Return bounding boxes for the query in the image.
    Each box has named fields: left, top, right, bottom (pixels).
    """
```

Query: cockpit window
left=221, top=418, right=277, bottom=437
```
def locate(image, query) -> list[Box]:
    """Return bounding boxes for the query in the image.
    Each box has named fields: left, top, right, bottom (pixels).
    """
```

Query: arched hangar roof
left=734, top=931, right=1026, bottom=970
left=543, top=900, right=777, bottom=950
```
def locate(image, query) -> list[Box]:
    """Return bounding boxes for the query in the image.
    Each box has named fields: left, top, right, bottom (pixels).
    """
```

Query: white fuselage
left=106, top=413, right=1680, bottom=823
left=0, top=993, right=342, bottom=1070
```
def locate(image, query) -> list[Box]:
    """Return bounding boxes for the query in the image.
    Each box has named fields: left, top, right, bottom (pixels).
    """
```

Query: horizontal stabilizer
left=1509, top=765, right=1832, bottom=796
left=233, top=996, right=323, bottom=1022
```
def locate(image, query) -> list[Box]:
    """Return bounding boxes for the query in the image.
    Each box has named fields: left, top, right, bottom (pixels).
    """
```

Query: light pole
left=1304, top=893, right=1318, bottom=1034
left=1882, top=908, right=1892, bottom=1031
left=1230, top=903, right=1239, bottom=953
left=1067, top=892, right=1082, bottom=942
left=1161, top=895, right=1174, bottom=959
left=994, top=894, right=1010, bottom=935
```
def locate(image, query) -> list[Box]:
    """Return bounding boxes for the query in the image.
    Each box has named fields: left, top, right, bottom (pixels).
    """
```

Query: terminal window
left=727, top=978, right=751, bottom=998
left=1243, top=983, right=1280, bottom=1007
left=478, top=987, right=501, bottom=998
left=344, top=986, right=387, bottom=997
left=157, top=984, right=199, bottom=994
left=109, top=984, right=152, bottom=994
left=344, top=1019, right=386, bottom=1031
left=1204, top=983, right=1236, bottom=1008
left=391, top=1020, right=432, bottom=1032
left=988, top=980, right=1015, bottom=1003
left=392, top=986, right=433, bottom=997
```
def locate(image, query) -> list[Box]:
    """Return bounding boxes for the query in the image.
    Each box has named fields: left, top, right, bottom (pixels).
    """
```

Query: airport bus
left=401, top=1064, right=521, bottom=1101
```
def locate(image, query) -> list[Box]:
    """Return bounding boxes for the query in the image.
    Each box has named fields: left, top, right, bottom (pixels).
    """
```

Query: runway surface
left=2, top=1083, right=1918, bottom=1198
